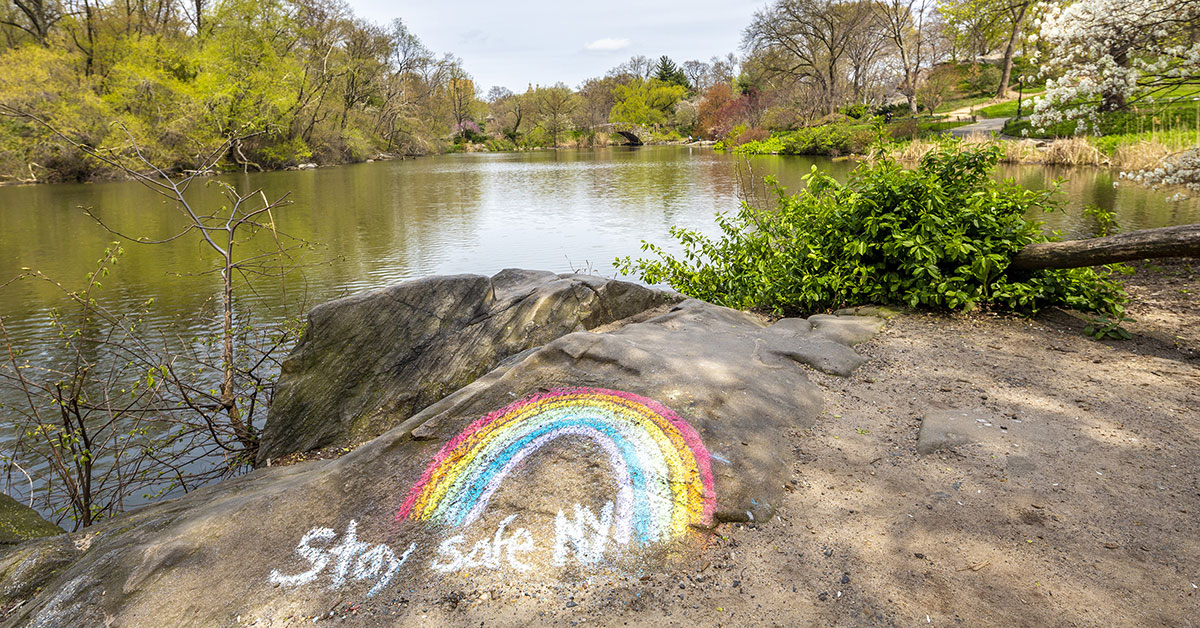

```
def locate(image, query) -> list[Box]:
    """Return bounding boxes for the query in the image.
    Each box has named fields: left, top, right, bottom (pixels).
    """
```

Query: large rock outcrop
left=5, top=273, right=883, bottom=626
left=259, top=270, right=682, bottom=464
left=0, top=494, right=72, bottom=610
left=0, top=495, right=61, bottom=547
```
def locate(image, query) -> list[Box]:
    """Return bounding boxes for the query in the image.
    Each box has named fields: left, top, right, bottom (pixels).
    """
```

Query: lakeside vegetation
left=618, top=141, right=1128, bottom=317
left=0, top=0, right=1196, bottom=527
left=2, top=0, right=1195, bottom=187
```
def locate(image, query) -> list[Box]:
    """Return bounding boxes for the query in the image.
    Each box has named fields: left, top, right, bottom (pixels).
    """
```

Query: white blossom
left=1031, top=0, right=1200, bottom=132
left=1122, top=147, right=1200, bottom=194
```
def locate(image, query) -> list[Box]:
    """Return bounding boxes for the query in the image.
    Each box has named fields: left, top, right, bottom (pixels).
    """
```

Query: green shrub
left=484, top=137, right=517, bottom=151
left=963, top=64, right=1001, bottom=95
left=840, top=103, right=871, bottom=119
left=730, top=134, right=785, bottom=155
left=615, top=141, right=1126, bottom=317
left=786, top=125, right=876, bottom=155
left=651, top=129, right=684, bottom=142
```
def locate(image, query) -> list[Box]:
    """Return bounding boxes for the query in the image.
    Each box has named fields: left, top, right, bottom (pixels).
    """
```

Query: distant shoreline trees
left=2, top=0, right=1194, bottom=181
left=0, top=0, right=485, bottom=182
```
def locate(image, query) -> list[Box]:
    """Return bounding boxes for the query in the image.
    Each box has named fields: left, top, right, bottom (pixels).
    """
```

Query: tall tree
left=874, top=0, right=938, bottom=114
left=844, top=1, right=892, bottom=104
left=445, top=59, right=479, bottom=130
left=609, top=77, right=686, bottom=127
left=653, top=55, right=689, bottom=88
left=994, top=0, right=1035, bottom=97
left=338, top=18, right=390, bottom=131
left=709, top=53, right=739, bottom=86
left=681, top=59, right=711, bottom=91
left=3, top=0, right=62, bottom=44
left=488, top=86, right=527, bottom=139
left=573, top=76, right=619, bottom=130
left=608, top=54, right=653, bottom=80
left=533, top=83, right=576, bottom=146
left=743, top=0, right=873, bottom=114
left=939, top=0, right=1005, bottom=61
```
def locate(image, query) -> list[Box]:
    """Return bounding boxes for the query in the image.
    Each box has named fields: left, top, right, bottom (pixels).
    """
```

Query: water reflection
left=1, top=145, right=1196, bottom=513
left=0, top=146, right=1195, bottom=343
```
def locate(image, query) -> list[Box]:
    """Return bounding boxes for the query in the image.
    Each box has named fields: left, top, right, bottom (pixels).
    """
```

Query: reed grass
left=1041, top=137, right=1106, bottom=166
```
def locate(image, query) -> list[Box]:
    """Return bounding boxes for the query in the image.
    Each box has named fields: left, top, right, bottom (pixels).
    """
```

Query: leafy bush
left=889, top=119, right=920, bottom=141
left=484, top=137, right=517, bottom=151
left=963, top=64, right=1002, bottom=95
left=840, top=103, right=871, bottom=119
left=727, top=134, right=785, bottom=154
left=616, top=141, right=1126, bottom=317
left=651, top=129, right=685, bottom=142
left=785, top=125, right=875, bottom=155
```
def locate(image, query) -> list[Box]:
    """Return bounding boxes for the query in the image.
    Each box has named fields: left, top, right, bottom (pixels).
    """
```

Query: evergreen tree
left=653, top=55, right=690, bottom=90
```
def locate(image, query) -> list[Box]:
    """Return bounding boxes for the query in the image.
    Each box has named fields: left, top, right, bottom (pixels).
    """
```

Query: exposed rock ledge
left=2, top=270, right=883, bottom=626
left=259, top=269, right=683, bottom=464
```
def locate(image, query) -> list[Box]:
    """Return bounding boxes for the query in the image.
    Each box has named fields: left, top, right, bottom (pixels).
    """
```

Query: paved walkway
left=950, top=117, right=1009, bottom=137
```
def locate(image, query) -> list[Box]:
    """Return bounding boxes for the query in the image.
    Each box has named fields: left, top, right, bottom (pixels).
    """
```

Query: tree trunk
left=996, top=2, right=1028, bottom=99
left=220, top=233, right=255, bottom=455
left=1009, top=224, right=1200, bottom=270
left=996, top=26, right=1017, bottom=98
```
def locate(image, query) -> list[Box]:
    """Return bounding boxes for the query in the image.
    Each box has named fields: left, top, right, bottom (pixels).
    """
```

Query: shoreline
left=0, top=140, right=715, bottom=188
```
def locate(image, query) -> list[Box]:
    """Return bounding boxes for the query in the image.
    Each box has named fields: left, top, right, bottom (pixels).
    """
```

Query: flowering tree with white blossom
left=1123, top=147, right=1200, bottom=193
left=1030, top=0, right=1200, bottom=133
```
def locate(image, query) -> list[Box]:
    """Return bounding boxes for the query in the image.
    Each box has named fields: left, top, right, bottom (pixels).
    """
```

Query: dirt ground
left=321, top=260, right=1198, bottom=627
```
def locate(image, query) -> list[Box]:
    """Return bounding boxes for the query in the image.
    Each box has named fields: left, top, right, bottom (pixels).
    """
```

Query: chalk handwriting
left=552, top=501, right=614, bottom=566
left=430, top=514, right=536, bottom=573
left=269, top=520, right=416, bottom=597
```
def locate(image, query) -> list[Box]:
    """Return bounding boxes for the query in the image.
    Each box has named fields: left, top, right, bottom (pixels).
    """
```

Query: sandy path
left=332, top=260, right=1199, bottom=626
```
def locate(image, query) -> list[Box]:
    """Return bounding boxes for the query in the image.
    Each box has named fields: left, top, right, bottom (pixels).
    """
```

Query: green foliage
left=0, top=2, right=472, bottom=181
left=918, top=119, right=972, bottom=134
left=616, top=141, right=1127, bottom=318
left=725, top=119, right=972, bottom=155
left=780, top=125, right=876, bottom=156
left=484, top=137, right=517, bottom=151
left=650, top=129, right=685, bottom=142
left=653, top=56, right=690, bottom=90
left=724, top=134, right=786, bottom=154
left=1084, top=311, right=1133, bottom=340
left=0, top=45, right=111, bottom=180
left=609, top=78, right=687, bottom=127
left=976, top=95, right=1042, bottom=118
left=962, top=64, right=1002, bottom=95
left=723, top=125, right=878, bottom=156
left=1082, top=204, right=1120, bottom=237
left=840, top=104, right=871, bottom=119
left=1005, top=95, right=1200, bottom=139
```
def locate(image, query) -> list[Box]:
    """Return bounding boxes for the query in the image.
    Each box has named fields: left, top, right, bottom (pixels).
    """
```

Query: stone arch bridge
left=594, top=123, right=651, bottom=146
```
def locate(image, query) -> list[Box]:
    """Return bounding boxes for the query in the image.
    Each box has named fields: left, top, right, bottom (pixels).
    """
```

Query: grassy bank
left=883, top=134, right=1189, bottom=173
left=718, top=118, right=972, bottom=156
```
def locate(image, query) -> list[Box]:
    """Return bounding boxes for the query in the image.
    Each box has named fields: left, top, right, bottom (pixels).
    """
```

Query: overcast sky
left=345, top=0, right=760, bottom=93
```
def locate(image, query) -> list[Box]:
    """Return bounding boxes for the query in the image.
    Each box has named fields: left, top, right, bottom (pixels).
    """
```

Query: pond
left=0, top=146, right=1196, bottom=515
left=3, top=146, right=1196, bottom=339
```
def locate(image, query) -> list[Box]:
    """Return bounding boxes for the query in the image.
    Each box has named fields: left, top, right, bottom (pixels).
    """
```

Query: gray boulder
left=0, top=495, right=61, bottom=546
left=0, top=494, right=71, bottom=614
left=0, top=536, right=79, bottom=610
left=259, top=270, right=682, bottom=464
left=7, top=277, right=883, bottom=626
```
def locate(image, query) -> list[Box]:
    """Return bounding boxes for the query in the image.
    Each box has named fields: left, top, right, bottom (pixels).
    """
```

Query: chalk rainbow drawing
left=397, top=388, right=715, bottom=545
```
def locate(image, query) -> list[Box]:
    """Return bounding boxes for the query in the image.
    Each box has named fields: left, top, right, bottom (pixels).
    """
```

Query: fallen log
left=1010, top=223, right=1200, bottom=270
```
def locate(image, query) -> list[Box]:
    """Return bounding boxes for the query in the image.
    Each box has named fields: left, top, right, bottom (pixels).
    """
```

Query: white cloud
left=584, top=38, right=631, bottom=52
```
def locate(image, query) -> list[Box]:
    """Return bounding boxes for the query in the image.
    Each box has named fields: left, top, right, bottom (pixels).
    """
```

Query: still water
left=1, top=145, right=1197, bottom=515
left=3, top=146, right=1197, bottom=341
